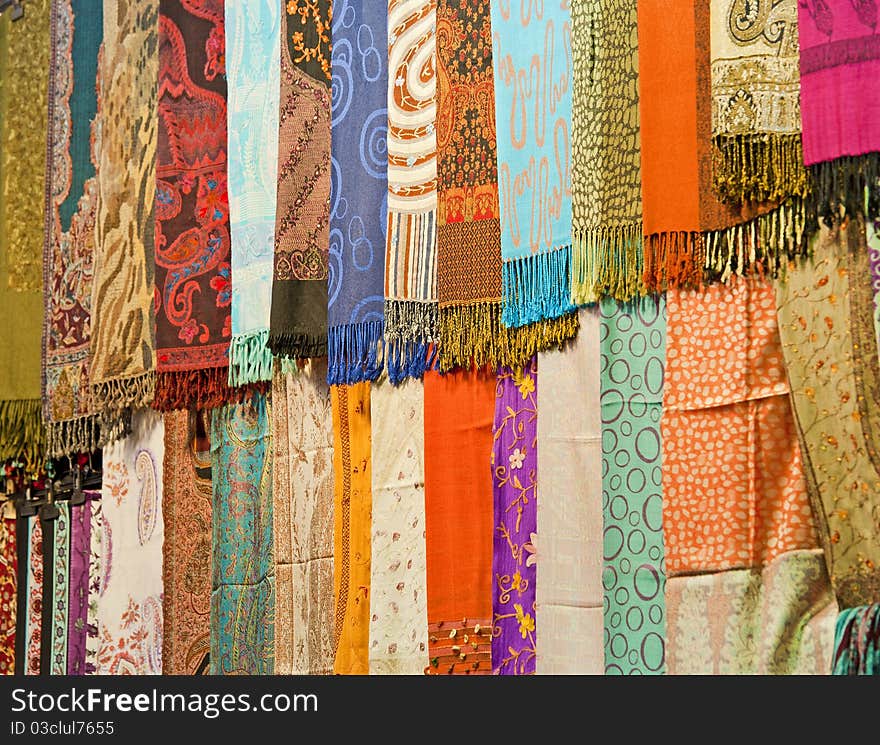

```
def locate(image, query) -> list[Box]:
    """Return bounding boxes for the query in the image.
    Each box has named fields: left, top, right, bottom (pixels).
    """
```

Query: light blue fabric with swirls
left=224, top=0, right=280, bottom=385
left=327, top=0, right=387, bottom=384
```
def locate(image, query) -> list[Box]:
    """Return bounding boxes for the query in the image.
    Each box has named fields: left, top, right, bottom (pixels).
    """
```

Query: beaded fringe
left=572, top=222, right=645, bottom=304
left=713, top=133, right=810, bottom=204
left=501, top=245, right=575, bottom=327
left=437, top=301, right=578, bottom=373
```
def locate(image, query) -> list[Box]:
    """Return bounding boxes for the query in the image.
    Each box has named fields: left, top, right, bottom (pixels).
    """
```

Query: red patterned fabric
left=154, top=0, right=233, bottom=409
left=0, top=516, right=15, bottom=675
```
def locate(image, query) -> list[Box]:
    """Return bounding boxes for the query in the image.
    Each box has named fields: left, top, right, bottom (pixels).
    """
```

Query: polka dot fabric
left=600, top=296, right=667, bottom=675
left=663, top=279, right=818, bottom=577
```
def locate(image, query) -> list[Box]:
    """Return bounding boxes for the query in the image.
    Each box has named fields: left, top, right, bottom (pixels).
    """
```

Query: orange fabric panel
left=423, top=367, right=494, bottom=626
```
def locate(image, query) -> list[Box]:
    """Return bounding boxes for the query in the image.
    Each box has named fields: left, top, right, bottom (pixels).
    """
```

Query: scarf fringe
left=98, top=408, right=132, bottom=448
left=572, top=223, right=645, bottom=304
left=228, top=329, right=275, bottom=387
left=153, top=366, right=233, bottom=411
left=833, top=605, right=880, bottom=675
left=266, top=331, right=328, bottom=360
left=383, top=299, right=438, bottom=341
left=501, top=245, right=576, bottom=326
left=45, top=414, right=100, bottom=459
left=807, top=152, right=880, bottom=230
left=386, top=339, right=438, bottom=385
left=712, top=132, right=809, bottom=204
left=643, top=198, right=809, bottom=291
left=91, top=370, right=155, bottom=416
left=327, top=320, right=384, bottom=386
left=0, top=399, right=44, bottom=467
left=437, top=301, right=578, bottom=373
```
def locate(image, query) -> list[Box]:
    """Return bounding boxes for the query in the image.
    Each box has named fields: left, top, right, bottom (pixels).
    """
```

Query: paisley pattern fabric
left=600, top=296, right=667, bottom=675
left=833, top=603, right=880, bottom=675
left=491, top=360, right=538, bottom=675
left=42, top=0, right=102, bottom=457
left=96, top=411, right=165, bottom=675
left=666, top=549, right=837, bottom=674
left=0, top=514, right=15, bottom=675
left=268, top=0, right=332, bottom=360
left=0, top=0, right=49, bottom=466
left=369, top=379, right=429, bottom=674
left=162, top=410, right=213, bottom=674
left=90, top=0, right=159, bottom=432
left=154, top=0, right=233, bottom=410
left=327, top=0, right=388, bottom=385
left=776, top=220, right=880, bottom=610
left=210, top=393, right=275, bottom=675
left=384, top=0, right=438, bottom=383
left=272, top=360, right=335, bottom=675
left=225, top=0, right=280, bottom=386
left=536, top=309, right=604, bottom=674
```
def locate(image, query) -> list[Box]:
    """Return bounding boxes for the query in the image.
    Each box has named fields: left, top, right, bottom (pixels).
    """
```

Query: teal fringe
left=832, top=604, right=880, bottom=675
left=501, top=245, right=576, bottom=328
left=327, top=320, right=384, bottom=386
left=228, top=329, right=275, bottom=387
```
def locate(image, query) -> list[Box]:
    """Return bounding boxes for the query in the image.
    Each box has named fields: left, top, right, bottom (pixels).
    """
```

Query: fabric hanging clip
left=18, top=484, right=37, bottom=518
left=70, top=463, right=85, bottom=506
left=39, top=479, right=60, bottom=521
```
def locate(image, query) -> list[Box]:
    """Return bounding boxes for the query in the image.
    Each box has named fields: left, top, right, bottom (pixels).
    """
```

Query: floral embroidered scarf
left=67, top=494, right=93, bottom=675
left=268, top=0, right=332, bottom=361
left=154, top=0, right=234, bottom=410
left=0, top=514, right=15, bottom=675
left=42, top=0, right=102, bottom=457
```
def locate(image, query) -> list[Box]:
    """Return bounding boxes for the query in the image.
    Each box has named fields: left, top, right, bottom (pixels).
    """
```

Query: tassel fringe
left=0, top=399, right=44, bottom=468
left=643, top=198, right=809, bottom=292
left=91, top=370, right=155, bottom=417
left=502, top=245, right=576, bottom=327
left=807, top=152, right=880, bottom=231
left=153, top=366, right=233, bottom=411
left=572, top=223, right=645, bottom=304
left=713, top=133, right=809, bottom=204
left=384, top=299, right=439, bottom=384
left=45, top=414, right=100, bottom=459
left=833, top=605, right=880, bottom=675
left=327, top=320, right=384, bottom=386
left=266, top=332, right=328, bottom=360
left=438, top=301, right=579, bottom=373
left=229, top=329, right=275, bottom=387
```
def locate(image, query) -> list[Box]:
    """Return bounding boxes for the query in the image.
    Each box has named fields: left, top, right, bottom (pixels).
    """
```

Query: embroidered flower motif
left=196, top=173, right=229, bottom=226
left=508, top=448, right=525, bottom=470
left=514, top=603, right=535, bottom=639
left=211, top=262, right=232, bottom=307
left=511, top=570, right=523, bottom=593
left=178, top=318, right=200, bottom=344
left=523, top=532, right=537, bottom=568
left=513, top=368, right=535, bottom=399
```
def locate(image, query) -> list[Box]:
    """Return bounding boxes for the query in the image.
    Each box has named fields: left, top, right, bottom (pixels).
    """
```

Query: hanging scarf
left=710, top=0, right=808, bottom=204
left=96, top=411, right=164, bottom=674
left=84, top=491, right=102, bottom=674
left=0, top=513, right=15, bottom=675
left=272, top=360, right=335, bottom=675
left=423, top=368, right=494, bottom=674
left=600, top=295, right=666, bottom=675
left=833, top=604, right=880, bottom=675
left=331, top=381, right=372, bottom=674
left=268, top=0, right=332, bottom=361
left=210, top=393, right=274, bottom=675
left=225, top=0, right=280, bottom=386
left=798, top=0, right=880, bottom=226
left=491, top=3, right=573, bottom=326
left=42, top=0, right=102, bottom=457
left=776, top=219, right=880, bottom=610
left=153, top=0, right=233, bottom=410
left=667, top=550, right=837, bottom=674
left=162, top=409, right=212, bottom=675
left=90, top=0, right=159, bottom=437
left=639, top=0, right=806, bottom=292
left=663, top=278, right=818, bottom=575
left=435, top=0, right=577, bottom=373
left=869, top=211, right=880, bottom=351
left=384, top=0, right=439, bottom=383
left=327, top=1, right=387, bottom=385
left=67, top=494, right=92, bottom=675
left=24, top=517, right=43, bottom=675
left=536, top=308, right=604, bottom=674
left=50, top=502, right=70, bottom=675
left=491, top=359, right=538, bottom=675
left=571, top=1, right=643, bottom=304
left=369, top=379, right=429, bottom=674
left=0, top=0, right=49, bottom=468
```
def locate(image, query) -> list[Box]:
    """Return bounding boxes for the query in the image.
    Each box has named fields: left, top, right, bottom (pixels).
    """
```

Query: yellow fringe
left=0, top=398, right=45, bottom=472
left=437, top=301, right=579, bottom=373
left=572, top=223, right=645, bottom=304
left=712, top=133, right=810, bottom=204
